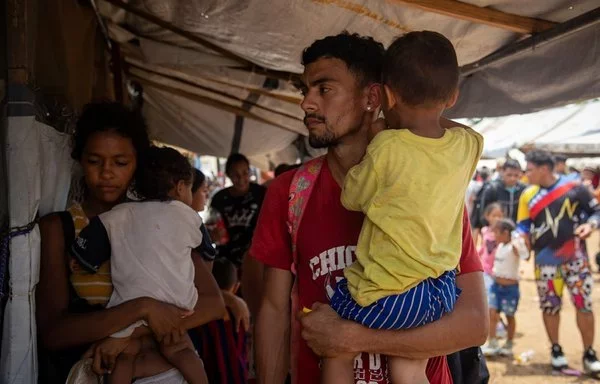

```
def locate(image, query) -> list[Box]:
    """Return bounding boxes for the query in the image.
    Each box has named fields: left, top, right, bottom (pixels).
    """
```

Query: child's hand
left=90, top=337, right=136, bottom=375
left=368, top=118, right=387, bottom=142
left=144, top=299, right=189, bottom=343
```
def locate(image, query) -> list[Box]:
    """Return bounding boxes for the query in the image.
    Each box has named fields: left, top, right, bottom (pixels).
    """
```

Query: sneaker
left=583, top=348, right=600, bottom=376
left=482, top=339, right=500, bottom=357
left=551, top=344, right=568, bottom=370
left=498, top=340, right=514, bottom=357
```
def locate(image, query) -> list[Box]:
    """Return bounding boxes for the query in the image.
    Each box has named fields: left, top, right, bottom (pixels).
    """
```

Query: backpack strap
left=287, top=156, right=325, bottom=274
left=286, top=155, right=325, bottom=384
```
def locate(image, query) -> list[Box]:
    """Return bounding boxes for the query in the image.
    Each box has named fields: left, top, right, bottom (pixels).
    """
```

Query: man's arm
left=242, top=252, right=265, bottom=319
left=256, top=266, right=293, bottom=384
left=299, top=272, right=488, bottom=359
left=574, top=185, right=600, bottom=239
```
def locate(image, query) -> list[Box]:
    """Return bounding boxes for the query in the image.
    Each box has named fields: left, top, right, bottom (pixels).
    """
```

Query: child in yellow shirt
left=326, top=31, right=483, bottom=384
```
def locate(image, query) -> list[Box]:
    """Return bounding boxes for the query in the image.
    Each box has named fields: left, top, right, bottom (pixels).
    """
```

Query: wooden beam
left=388, top=0, right=556, bottom=34
left=7, top=0, right=35, bottom=84
left=124, top=56, right=302, bottom=105
left=126, top=65, right=303, bottom=122
left=130, top=75, right=305, bottom=135
left=102, top=0, right=299, bottom=82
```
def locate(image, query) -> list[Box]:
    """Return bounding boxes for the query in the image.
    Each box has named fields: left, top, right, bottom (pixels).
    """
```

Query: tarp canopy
left=92, top=0, right=600, bottom=165
left=463, top=99, right=600, bottom=158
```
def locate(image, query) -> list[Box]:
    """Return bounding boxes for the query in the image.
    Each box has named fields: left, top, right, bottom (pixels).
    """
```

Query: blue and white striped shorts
left=330, top=270, right=460, bottom=330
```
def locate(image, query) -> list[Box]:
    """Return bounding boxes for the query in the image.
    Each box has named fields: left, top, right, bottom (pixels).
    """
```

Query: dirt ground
left=486, top=233, right=600, bottom=383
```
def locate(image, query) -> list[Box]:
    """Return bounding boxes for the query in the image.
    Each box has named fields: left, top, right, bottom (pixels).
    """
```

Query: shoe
left=583, top=348, right=600, bottom=377
left=65, top=359, right=103, bottom=384
left=498, top=340, right=514, bottom=357
left=551, top=344, right=568, bottom=370
left=482, top=339, right=500, bottom=357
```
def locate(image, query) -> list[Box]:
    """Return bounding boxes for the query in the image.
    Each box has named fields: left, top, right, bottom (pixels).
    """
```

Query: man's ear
left=365, top=83, right=382, bottom=112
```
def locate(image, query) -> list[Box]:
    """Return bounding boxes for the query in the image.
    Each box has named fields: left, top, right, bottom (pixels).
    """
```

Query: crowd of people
left=469, top=153, right=600, bottom=375
left=33, top=29, right=600, bottom=384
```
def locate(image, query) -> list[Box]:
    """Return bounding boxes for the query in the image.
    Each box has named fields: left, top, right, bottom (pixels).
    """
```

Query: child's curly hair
left=137, top=146, right=193, bottom=201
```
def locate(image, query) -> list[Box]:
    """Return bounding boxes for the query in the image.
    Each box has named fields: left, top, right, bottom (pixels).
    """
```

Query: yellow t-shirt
left=341, top=127, right=483, bottom=306
left=68, top=203, right=113, bottom=306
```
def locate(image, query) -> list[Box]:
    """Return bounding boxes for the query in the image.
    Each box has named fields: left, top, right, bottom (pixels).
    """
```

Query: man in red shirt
left=250, top=32, right=488, bottom=384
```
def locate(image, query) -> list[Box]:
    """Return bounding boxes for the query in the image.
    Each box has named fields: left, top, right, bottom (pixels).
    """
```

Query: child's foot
left=481, top=339, right=500, bottom=357
left=583, top=347, right=600, bottom=377
left=498, top=340, right=513, bottom=357
left=551, top=344, right=568, bottom=370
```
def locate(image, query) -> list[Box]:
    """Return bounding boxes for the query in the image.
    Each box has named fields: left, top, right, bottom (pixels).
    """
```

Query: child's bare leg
left=489, top=309, right=499, bottom=340
left=506, top=316, right=516, bottom=341
left=108, top=339, right=142, bottom=384
left=160, top=334, right=207, bottom=384
left=321, top=356, right=355, bottom=384
left=389, top=357, right=429, bottom=384
left=133, top=336, right=174, bottom=379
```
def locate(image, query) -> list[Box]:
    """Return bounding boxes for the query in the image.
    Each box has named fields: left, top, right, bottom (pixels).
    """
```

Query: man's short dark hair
left=212, top=258, right=238, bottom=291
left=503, top=159, right=521, bottom=171
left=225, top=153, right=250, bottom=176
left=526, top=150, right=555, bottom=170
left=302, top=32, right=385, bottom=86
left=554, top=154, right=568, bottom=163
left=479, top=167, right=490, bottom=181
left=383, top=31, right=458, bottom=107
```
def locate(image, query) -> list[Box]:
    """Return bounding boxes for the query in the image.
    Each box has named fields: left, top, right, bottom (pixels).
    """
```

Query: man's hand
left=297, top=302, right=358, bottom=359
left=575, top=223, right=595, bottom=240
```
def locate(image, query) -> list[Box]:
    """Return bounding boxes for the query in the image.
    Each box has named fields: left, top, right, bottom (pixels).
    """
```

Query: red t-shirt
left=250, top=159, right=482, bottom=384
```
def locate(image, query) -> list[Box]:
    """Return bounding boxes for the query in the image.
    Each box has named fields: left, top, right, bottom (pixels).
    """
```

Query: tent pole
left=461, top=7, right=600, bottom=76
left=111, top=42, right=124, bottom=103
left=230, top=78, right=279, bottom=154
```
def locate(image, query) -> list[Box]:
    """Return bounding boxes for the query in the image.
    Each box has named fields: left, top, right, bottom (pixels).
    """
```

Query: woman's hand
left=143, top=299, right=193, bottom=344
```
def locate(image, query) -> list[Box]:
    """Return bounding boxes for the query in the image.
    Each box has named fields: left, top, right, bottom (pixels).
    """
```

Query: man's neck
left=540, top=174, right=559, bottom=189
left=326, top=127, right=370, bottom=187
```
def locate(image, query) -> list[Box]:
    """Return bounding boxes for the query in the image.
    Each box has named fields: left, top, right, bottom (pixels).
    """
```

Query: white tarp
left=464, top=99, right=600, bottom=158
left=1, top=114, right=72, bottom=384
left=94, top=0, right=600, bottom=161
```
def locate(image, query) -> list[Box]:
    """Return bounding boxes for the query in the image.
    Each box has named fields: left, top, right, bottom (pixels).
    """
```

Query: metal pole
left=461, top=7, right=600, bottom=77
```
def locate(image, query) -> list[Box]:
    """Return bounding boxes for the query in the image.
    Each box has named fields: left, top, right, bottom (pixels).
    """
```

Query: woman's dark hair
left=225, top=153, right=250, bottom=176
left=192, top=169, right=206, bottom=194
left=72, top=102, right=150, bottom=162
left=137, top=146, right=193, bottom=200
left=483, top=202, right=502, bottom=217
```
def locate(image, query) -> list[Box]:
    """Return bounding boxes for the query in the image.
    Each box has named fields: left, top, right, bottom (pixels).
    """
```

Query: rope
left=0, top=220, right=37, bottom=300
